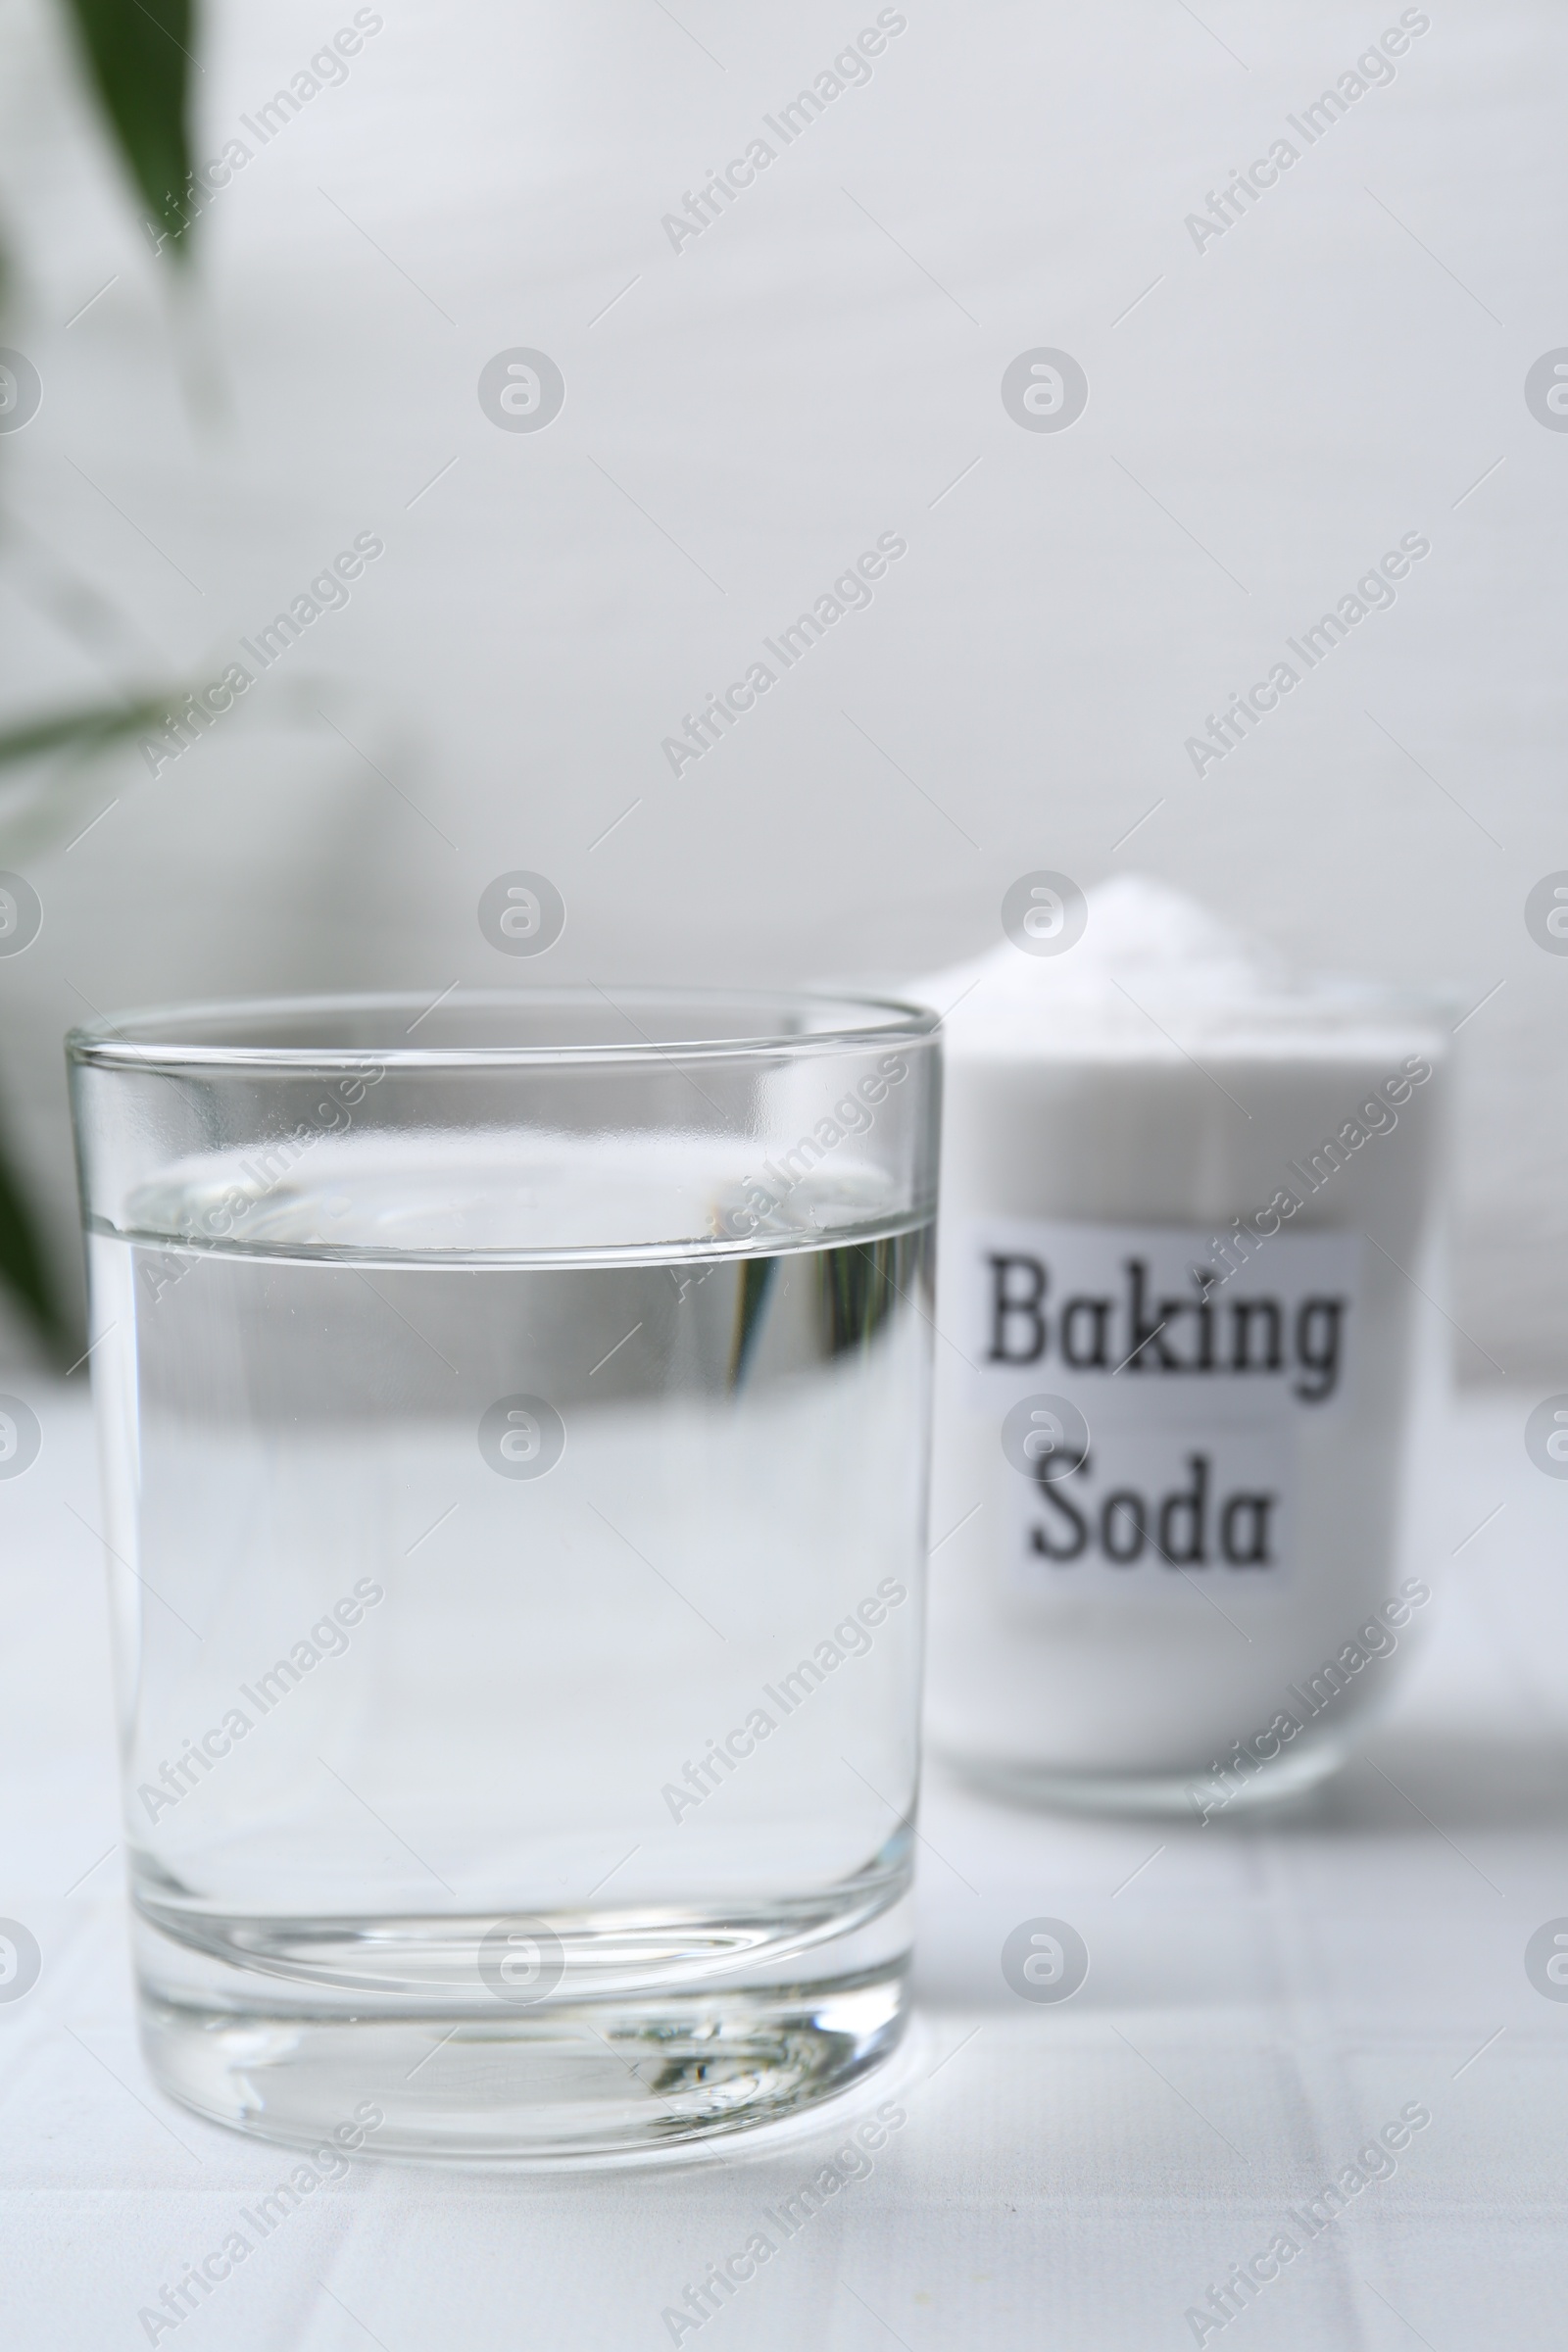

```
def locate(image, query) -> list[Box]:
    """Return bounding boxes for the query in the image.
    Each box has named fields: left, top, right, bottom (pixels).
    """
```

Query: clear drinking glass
left=68, top=988, right=939, bottom=2164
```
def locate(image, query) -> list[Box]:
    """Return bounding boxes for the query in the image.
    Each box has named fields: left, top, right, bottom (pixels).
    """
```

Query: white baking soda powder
left=912, top=876, right=1450, bottom=1812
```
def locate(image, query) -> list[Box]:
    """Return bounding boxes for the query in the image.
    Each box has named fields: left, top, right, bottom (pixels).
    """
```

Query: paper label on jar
left=957, top=1218, right=1362, bottom=1592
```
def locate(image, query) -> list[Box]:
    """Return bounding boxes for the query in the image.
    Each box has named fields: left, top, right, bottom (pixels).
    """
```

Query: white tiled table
left=3, top=1384, right=1564, bottom=2349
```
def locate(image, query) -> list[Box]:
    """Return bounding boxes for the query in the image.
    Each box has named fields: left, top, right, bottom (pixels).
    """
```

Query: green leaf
left=59, top=0, right=197, bottom=259
left=0, top=1118, right=69, bottom=1357
left=0, top=690, right=182, bottom=1352
left=0, top=692, right=177, bottom=771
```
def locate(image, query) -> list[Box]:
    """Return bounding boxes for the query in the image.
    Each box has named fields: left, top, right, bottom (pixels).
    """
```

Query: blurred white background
left=0, top=0, right=1562, bottom=1368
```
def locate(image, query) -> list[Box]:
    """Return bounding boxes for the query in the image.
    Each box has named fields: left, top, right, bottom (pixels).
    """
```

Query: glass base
left=937, top=1726, right=1357, bottom=1820
left=133, top=1894, right=909, bottom=2167
left=141, top=1977, right=906, bottom=2168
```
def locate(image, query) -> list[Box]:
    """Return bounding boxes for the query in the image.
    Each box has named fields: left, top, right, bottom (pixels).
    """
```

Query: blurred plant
left=0, top=0, right=196, bottom=1355
left=61, top=0, right=195, bottom=261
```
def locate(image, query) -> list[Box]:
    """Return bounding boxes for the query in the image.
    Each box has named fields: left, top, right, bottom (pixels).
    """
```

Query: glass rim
left=66, top=985, right=941, bottom=1074
left=926, top=970, right=1468, bottom=1050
